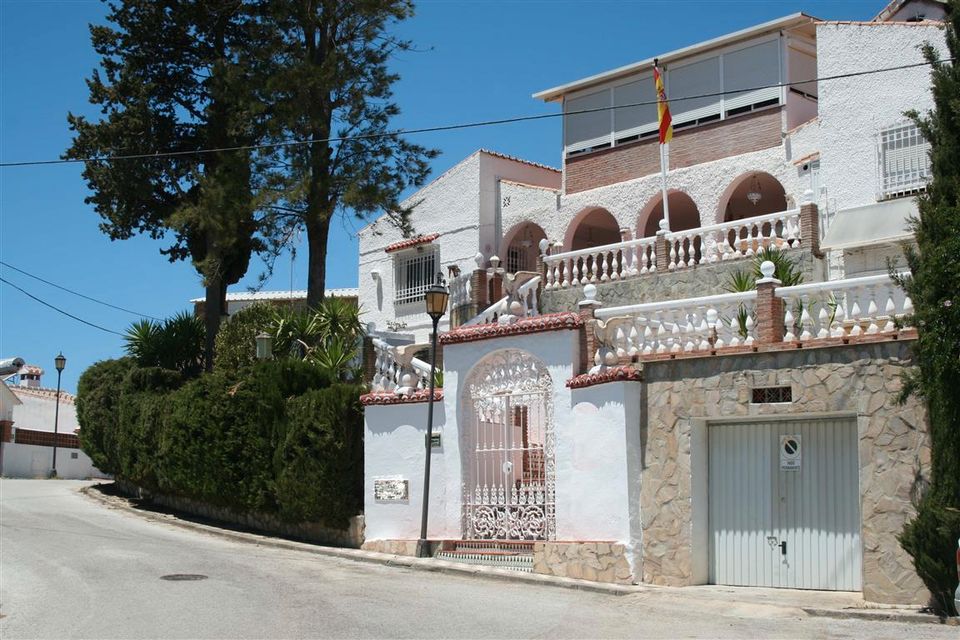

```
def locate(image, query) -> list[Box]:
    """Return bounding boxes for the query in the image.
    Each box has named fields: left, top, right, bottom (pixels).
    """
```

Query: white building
left=1, top=362, right=107, bottom=479
left=360, top=1, right=944, bottom=606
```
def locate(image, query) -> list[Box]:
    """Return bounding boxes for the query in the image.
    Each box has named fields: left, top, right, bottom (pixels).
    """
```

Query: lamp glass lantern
left=424, top=278, right=449, bottom=321
left=255, top=332, right=273, bottom=360
left=55, top=352, right=66, bottom=372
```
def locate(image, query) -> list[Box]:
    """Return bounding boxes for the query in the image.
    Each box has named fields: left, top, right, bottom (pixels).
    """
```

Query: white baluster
left=817, top=303, right=830, bottom=339
left=830, top=296, right=847, bottom=338
left=865, top=285, right=880, bottom=334
left=598, top=251, right=608, bottom=282
left=610, top=249, right=620, bottom=280
left=799, top=294, right=813, bottom=341
left=669, top=241, right=677, bottom=270
left=783, top=300, right=796, bottom=342
left=744, top=314, right=755, bottom=345
left=882, top=294, right=897, bottom=333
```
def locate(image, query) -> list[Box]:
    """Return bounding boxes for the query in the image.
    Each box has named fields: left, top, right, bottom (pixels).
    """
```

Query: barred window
left=394, top=246, right=438, bottom=305
left=751, top=386, right=793, bottom=404
left=877, top=121, right=931, bottom=199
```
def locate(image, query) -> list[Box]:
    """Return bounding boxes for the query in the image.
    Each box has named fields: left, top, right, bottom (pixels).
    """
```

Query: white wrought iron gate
left=462, top=350, right=555, bottom=540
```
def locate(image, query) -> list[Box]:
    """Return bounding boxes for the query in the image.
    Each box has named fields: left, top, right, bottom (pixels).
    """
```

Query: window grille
left=394, top=247, right=438, bottom=305
left=877, top=122, right=931, bottom=199
left=751, top=386, right=793, bottom=404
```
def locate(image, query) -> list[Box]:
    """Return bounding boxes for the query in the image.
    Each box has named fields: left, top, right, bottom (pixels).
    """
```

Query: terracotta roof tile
left=384, top=233, right=440, bottom=254
left=440, top=312, right=583, bottom=346
left=567, top=366, right=643, bottom=389
left=360, top=389, right=443, bottom=405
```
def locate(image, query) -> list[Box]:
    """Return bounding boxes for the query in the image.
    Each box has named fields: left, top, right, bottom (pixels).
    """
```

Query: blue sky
left=0, top=0, right=883, bottom=392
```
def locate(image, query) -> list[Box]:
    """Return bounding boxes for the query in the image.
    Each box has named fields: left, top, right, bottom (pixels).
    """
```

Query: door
left=462, top=349, right=555, bottom=540
left=708, top=418, right=861, bottom=590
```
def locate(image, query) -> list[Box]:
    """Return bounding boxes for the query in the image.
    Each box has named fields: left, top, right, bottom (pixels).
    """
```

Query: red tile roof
left=360, top=389, right=443, bottom=405
left=384, top=233, right=440, bottom=254
left=567, top=366, right=643, bottom=389
left=440, top=312, right=583, bottom=346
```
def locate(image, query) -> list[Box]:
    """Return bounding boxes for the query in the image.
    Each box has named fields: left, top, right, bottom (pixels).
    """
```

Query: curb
left=79, top=484, right=635, bottom=597
left=79, top=484, right=946, bottom=624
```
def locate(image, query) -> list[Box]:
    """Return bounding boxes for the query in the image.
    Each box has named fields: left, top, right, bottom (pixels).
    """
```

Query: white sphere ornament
left=760, top=260, right=776, bottom=279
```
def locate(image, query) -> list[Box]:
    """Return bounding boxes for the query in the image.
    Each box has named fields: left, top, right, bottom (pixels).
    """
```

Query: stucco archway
left=502, top=221, right=547, bottom=274
left=637, top=191, right=701, bottom=238
left=564, top=207, right=621, bottom=252
left=719, top=172, right=788, bottom=223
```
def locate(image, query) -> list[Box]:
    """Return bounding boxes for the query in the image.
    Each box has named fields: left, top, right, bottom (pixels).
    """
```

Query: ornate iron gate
left=462, top=350, right=555, bottom=540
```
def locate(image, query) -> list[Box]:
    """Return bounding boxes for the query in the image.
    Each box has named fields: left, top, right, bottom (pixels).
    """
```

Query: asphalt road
left=1, top=479, right=955, bottom=640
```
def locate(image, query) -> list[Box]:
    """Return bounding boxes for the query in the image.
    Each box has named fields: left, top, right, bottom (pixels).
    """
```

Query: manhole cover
left=160, top=574, right=207, bottom=581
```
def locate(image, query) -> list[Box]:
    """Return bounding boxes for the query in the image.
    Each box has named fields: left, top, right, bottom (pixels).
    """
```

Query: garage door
left=708, top=418, right=861, bottom=591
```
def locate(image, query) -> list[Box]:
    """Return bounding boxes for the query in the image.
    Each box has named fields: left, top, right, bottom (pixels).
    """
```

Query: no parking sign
left=780, top=434, right=801, bottom=471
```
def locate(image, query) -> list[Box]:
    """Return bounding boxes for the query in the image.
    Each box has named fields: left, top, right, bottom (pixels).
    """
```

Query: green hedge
left=76, top=358, right=363, bottom=528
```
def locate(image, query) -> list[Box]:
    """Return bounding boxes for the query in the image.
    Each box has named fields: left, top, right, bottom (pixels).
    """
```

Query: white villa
left=359, top=0, right=945, bottom=605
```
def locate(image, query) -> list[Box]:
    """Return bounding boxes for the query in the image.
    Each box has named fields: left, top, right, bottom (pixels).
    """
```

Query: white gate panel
left=708, top=418, right=861, bottom=591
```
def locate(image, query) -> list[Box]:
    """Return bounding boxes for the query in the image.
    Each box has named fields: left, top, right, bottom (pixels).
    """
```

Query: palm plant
left=725, top=248, right=805, bottom=338
left=124, top=312, right=205, bottom=377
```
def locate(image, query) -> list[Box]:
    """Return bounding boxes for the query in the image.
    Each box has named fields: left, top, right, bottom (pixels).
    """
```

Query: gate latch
left=780, top=541, right=787, bottom=555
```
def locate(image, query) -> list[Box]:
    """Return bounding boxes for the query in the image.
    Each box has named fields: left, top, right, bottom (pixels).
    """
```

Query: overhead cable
left=0, top=276, right=124, bottom=336
left=0, top=58, right=950, bottom=168
left=0, top=260, right=162, bottom=321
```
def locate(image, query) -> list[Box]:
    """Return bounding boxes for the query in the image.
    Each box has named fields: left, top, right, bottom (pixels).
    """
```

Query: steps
left=435, top=540, right=535, bottom=573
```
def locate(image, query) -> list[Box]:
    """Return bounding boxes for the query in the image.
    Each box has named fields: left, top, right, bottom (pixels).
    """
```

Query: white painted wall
left=1, top=442, right=107, bottom=479
left=11, top=390, right=79, bottom=434
left=816, top=22, right=943, bottom=212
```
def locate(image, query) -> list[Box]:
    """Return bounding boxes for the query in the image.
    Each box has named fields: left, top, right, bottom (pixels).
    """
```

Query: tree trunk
left=204, top=274, right=226, bottom=372
left=305, top=214, right=331, bottom=309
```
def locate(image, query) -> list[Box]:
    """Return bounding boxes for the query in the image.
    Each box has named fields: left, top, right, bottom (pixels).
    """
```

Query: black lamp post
left=50, top=352, right=66, bottom=478
left=416, top=274, right=449, bottom=558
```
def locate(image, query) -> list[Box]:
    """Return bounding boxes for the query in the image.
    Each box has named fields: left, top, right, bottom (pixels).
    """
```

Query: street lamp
left=50, top=352, right=66, bottom=478
left=416, top=274, right=449, bottom=558
left=255, top=332, right=273, bottom=361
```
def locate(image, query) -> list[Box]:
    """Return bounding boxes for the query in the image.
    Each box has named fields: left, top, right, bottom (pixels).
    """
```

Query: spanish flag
left=654, top=63, right=673, bottom=144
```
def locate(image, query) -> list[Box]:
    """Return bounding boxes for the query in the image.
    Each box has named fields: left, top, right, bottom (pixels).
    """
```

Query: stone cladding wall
left=533, top=542, right=633, bottom=584
left=639, top=339, right=928, bottom=604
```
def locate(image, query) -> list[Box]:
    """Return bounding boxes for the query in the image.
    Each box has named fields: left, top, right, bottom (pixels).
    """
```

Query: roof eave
left=532, top=12, right=815, bottom=103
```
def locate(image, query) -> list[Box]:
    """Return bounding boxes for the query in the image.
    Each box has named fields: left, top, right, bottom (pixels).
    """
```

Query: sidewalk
left=80, top=482, right=948, bottom=626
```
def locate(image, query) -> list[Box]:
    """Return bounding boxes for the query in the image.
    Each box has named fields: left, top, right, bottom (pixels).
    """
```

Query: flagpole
left=659, top=141, right=671, bottom=232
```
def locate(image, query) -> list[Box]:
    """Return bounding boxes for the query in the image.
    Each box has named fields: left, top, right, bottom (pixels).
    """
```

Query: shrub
left=899, top=500, right=960, bottom=616
left=213, top=303, right=276, bottom=373
left=76, top=357, right=137, bottom=474
left=274, top=384, right=365, bottom=526
left=124, top=311, right=205, bottom=377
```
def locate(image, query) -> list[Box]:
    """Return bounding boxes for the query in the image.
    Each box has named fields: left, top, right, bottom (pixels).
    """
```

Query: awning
left=820, top=198, right=917, bottom=251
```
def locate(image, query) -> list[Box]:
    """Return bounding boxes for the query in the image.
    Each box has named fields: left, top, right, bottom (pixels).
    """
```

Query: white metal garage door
left=708, top=418, right=861, bottom=591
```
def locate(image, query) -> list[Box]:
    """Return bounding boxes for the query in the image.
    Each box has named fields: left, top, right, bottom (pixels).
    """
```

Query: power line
left=0, top=276, right=124, bottom=336
left=0, top=58, right=949, bottom=169
left=0, top=260, right=162, bottom=321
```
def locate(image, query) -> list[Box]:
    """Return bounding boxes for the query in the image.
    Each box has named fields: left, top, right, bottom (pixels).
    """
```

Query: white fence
left=776, top=273, right=912, bottom=341
left=543, top=208, right=802, bottom=288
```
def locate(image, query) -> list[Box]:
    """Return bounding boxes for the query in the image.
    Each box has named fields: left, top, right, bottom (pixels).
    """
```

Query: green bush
left=274, top=384, right=365, bottom=526
left=124, top=311, right=206, bottom=377
left=899, top=500, right=960, bottom=616
left=213, top=303, right=276, bottom=373
left=76, top=357, right=137, bottom=474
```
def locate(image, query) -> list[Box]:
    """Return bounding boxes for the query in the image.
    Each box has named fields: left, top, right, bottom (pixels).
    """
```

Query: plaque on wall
left=374, top=477, right=409, bottom=502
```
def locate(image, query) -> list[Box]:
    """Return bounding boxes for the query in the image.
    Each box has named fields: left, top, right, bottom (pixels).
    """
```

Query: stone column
left=470, top=269, right=488, bottom=315
left=578, top=284, right=603, bottom=374
left=755, top=261, right=784, bottom=344
left=799, top=195, right=823, bottom=258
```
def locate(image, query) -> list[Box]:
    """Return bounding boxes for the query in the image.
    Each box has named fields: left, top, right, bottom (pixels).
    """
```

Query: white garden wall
left=1, top=442, right=106, bottom=479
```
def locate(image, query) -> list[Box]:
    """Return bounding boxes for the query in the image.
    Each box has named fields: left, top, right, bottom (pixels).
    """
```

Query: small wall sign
left=374, top=477, right=409, bottom=502
left=780, top=434, right=801, bottom=471
left=430, top=430, right=442, bottom=449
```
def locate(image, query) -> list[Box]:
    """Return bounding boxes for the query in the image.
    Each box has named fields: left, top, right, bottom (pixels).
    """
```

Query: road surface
left=1, top=479, right=954, bottom=639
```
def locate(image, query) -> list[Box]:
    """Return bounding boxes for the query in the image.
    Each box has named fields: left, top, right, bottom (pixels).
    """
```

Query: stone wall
left=541, top=247, right=822, bottom=314
left=639, top=339, right=929, bottom=604
left=533, top=542, right=633, bottom=584
left=115, top=480, right=364, bottom=549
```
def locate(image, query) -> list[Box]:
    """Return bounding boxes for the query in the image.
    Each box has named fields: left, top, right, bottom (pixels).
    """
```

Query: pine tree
left=896, top=0, right=960, bottom=616
left=66, top=0, right=269, bottom=368
left=254, top=0, right=438, bottom=308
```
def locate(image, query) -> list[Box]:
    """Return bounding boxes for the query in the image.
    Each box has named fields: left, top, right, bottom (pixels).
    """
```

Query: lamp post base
left=415, top=538, right=432, bottom=558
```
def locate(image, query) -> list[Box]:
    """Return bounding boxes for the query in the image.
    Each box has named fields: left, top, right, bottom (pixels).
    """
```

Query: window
left=877, top=121, right=931, bottom=199
left=394, top=246, right=438, bottom=305
left=751, top=386, right=793, bottom=404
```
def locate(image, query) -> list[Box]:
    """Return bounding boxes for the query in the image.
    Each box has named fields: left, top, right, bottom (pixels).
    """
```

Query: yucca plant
left=123, top=311, right=205, bottom=377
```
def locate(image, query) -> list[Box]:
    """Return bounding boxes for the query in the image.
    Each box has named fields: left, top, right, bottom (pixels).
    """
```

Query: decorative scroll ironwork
left=461, top=350, right=555, bottom=540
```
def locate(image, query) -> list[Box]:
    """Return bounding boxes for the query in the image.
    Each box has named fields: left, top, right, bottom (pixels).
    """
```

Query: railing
left=544, top=237, right=656, bottom=290
left=592, top=291, right=758, bottom=367
left=371, top=337, right=432, bottom=393
left=775, top=274, right=912, bottom=341
left=449, top=272, right=472, bottom=310
left=664, top=208, right=801, bottom=270
left=542, top=208, right=802, bottom=289
left=463, top=274, right=541, bottom=327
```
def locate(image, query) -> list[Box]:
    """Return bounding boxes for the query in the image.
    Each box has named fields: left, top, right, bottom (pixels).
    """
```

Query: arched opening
left=638, top=191, right=701, bottom=238
left=565, top=207, right=621, bottom=252
left=461, top=349, right=555, bottom=540
left=720, top=172, right=788, bottom=223
left=502, top=221, right=547, bottom=274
